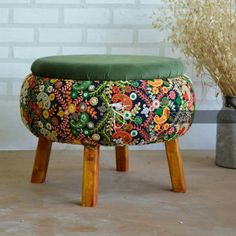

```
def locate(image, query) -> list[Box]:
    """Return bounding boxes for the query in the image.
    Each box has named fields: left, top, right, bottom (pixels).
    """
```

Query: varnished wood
left=81, top=145, right=100, bottom=207
left=115, top=146, right=129, bottom=172
left=165, top=139, right=186, bottom=193
left=31, top=136, right=52, bottom=183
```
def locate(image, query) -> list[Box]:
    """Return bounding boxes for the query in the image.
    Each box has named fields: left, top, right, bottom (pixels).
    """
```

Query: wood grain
left=31, top=136, right=52, bottom=183
left=81, top=145, right=100, bottom=207
left=165, top=139, right=186, bottom=193
left=115, top=146, right=129, bottom=172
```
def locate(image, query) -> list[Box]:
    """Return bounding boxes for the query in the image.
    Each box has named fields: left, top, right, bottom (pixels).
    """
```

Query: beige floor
left=0, top=150, right=236, bottom=236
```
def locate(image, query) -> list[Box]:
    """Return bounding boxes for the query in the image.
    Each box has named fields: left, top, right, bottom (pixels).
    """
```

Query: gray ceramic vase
left=215, top=96, right=236, bottom=168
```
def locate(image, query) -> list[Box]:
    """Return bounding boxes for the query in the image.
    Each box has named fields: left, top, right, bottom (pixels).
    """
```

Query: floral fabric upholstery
left=20, top=74, right=195, bottom=146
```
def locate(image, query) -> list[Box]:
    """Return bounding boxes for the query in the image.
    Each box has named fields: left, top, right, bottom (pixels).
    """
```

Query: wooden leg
left=115, top=146, right=129, bottom=172
left=81, top=145, right=100, bottom=207
left=31, top=136, right=52, bottom=183
left=165, top=139, right=186, bottom=193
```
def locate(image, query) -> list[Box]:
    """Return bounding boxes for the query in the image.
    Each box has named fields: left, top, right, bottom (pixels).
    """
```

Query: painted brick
left=14, top=47, right=59, bottom=59
left=113, top=9, right=153, bottom=25
left=39, top=28, right=82, bottom=42
left=0, top=8, right=9, bottom=24
left=138, top=29, right=168, bottom=43
left=64, top=8, right=110, bottom=25
left=87, top=29, right=133, bottom=43
left=12, top=82, right=22, bottom=96
left=0, top=47, right=9, bottom=58
left=13, top=8, right=59, bottom=24
left=86, top=0, right=135, bottom=4
left=111, top=47, right=159, bottom=56
left=0, top=82, right=7, bottom=95
left=0, top=28, right=34, bottom=42
left=62, top=47, right=107, bottom=55
left=0, top=63, right=31, bottom=78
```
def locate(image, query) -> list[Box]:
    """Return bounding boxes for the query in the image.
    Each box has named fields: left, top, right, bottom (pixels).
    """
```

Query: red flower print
left=126, top=123, right=133, bottom=131
left=112, top=86, right=120, bottom=94
left=124, top=86, right=132, bottom=93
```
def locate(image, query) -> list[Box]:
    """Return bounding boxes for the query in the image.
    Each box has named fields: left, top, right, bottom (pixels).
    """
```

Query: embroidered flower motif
left=124, top=111, right=132, bottom=120
left=131, top=130, right=138, bottom=137
left=162, top=97, right=169, bottom=106
left=162, top=87, right=168, bottom=93
left=112, top=86, right=120, bottom=94
left=126, top=123, right=133, bottom=131
left=169, top=90, right=176, bottom=100
left=49, top=93, right=55, bottom=101
left=68, top=104, right=76, bottom=113
left=124, top=86, right=132, bottom=93
left=43, top=110, right=49, bottom=119
left=78, top=102, right=87, bottom=112
left=47, top=86, right=53, bottom=93
left=130, top=93, right=137, bottom=100
left=134, top=116, right=142, bottom=125
left=152, top=100, right=160, bottom=108
left=152, top=87, right=159, bottom=94
left=92, top=134, right=100, bottom=141
left=90, top=97, right=98, bottom=106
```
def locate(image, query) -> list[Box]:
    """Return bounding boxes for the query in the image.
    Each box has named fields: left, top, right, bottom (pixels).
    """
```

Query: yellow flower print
left=68, top=104, right=76, bottom=113
left=57, top=109, right=64, bottom=117
left=154, top=124, right=161, bottom=131
left=49, top=93, right=55, bottom=101
left=152, top=87, right=159, bottom=94
left=43, top=110, right=49, bottom=119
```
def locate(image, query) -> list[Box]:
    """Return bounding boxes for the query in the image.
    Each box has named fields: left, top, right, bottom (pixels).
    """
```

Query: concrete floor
left=0, top=150, right=236, bottom=236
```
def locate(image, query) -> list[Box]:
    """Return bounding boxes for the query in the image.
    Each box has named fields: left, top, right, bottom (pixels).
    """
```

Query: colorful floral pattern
left=20, top=74, right=195, bottom=146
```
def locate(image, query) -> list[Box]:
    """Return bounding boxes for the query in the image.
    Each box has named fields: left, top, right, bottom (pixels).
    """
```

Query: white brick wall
left=0, top=46, right=9, bottom=58
left=13, top=8, right=59, bottom=24
left=0, top=28, right=34, bottom=42
left=0, top=0, right=220, bottom=150
left=64, top=8, right=110, bottom=25
left=13, top=46, right=60, bottom=59
left=0, top=8, right=9, bottom=23
left=113, top=9, right=153, bottom=25
left=87, top=29, right=133, bottom=43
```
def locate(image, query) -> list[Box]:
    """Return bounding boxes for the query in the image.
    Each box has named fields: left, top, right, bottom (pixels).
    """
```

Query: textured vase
left=215, top=96, right=236, bottom=168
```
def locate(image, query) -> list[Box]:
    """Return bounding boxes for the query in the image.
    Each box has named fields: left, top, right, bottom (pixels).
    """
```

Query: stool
left=20, top=55, right=195, bottom=207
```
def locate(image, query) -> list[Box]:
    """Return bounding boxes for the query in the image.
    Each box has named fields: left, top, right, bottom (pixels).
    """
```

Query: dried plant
left=153, top=0, right=236, bottom=96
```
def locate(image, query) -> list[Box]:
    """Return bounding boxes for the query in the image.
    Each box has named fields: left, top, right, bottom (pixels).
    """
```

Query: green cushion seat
left=31, top=55, right=185, bottom=81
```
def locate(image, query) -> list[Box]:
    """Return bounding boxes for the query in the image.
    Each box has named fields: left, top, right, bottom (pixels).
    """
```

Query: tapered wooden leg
left=81, top=145, right=100, bottom=207
left=31, top=136, right=52, bottom=183
left=115, top=146, right=129, bottom=172
left=165, top=139, right=186, bottom=193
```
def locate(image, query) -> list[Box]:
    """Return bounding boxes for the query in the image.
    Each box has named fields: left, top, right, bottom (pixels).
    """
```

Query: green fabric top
left=31, top=55, right=185, bottom=81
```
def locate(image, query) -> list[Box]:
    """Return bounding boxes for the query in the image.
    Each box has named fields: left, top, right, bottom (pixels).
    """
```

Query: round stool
left=20, top=55, right=195, bottom=207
